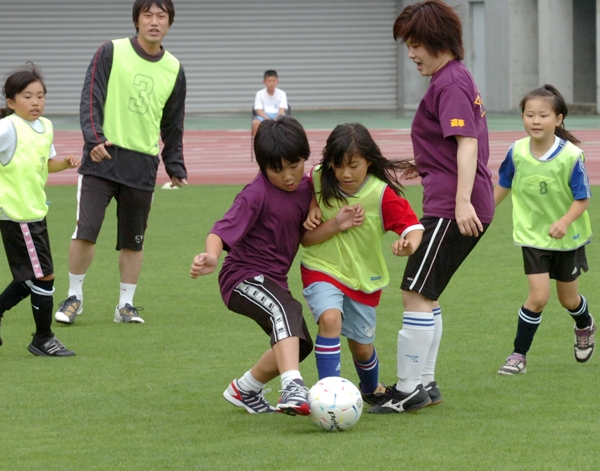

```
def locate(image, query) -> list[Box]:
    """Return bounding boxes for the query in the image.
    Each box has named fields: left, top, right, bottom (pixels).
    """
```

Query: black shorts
left=227, top=275, right=313, bottom=362
left=74, top=175, right=153, bottom=251
left=401, top=217, right=489, bottom=301
left=0, top=219, right=53, bottom=281
left=522, top=246, right=588, bottom=282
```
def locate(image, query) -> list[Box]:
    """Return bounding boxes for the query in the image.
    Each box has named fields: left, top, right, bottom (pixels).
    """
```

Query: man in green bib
left=55, top=0, right=187, bottom=325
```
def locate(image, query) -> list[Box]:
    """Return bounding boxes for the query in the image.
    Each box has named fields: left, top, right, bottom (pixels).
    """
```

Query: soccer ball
left=308, top=376, right=363, bottom=432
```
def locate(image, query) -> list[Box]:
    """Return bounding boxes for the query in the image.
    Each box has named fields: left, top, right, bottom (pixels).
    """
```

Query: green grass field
left=1, top=184, right=599, bottom=471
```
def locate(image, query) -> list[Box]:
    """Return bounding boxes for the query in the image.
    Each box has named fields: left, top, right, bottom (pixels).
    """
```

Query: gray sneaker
left=423, top=381, right=443, bottom=406
left=223, top=379, right=276, bottom=414
left=276, top=379, right=310, bottom=416
left=498, top=353, right=527, bottom=375
left=574, top=315, right=596, bottom=363
left=28, top=335, right=75, bottom=357
left=114, top=304, right=145, bottom=323
left=55, top=296, right=82, bottom=324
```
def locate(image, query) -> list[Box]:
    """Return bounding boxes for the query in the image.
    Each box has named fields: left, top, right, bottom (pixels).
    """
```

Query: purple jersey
left=411, top=60, right=494, bottom=223
left=212, top=172, right=311, bottom=306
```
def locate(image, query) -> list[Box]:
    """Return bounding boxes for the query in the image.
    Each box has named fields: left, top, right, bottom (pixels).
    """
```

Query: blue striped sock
left=353, top=348, right=378, bottom=393
left=315, top=335, right=341, bottom=379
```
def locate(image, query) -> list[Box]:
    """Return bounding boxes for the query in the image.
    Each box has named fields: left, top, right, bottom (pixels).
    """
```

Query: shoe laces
left=575, top=328, right=594, bottom=348
left=505, top=357, right=524, bottom=368
left=121, top=305, right=144, bottom=315
left=280, top=380, right=308, bottom=396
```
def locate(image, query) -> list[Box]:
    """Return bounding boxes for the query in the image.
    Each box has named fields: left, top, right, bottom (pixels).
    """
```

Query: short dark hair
left=254, top=116, right=310, bottom=173
left=1, top=62, right=46, bottom=118
left=133, top=0, right=175, bottom=32
left=263, top=70, right=278, bottom=80
left=393, top=0, right=464, bottom=61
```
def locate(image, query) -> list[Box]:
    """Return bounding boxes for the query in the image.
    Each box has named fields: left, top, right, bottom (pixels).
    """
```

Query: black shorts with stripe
left=522, top=245, right=588, bottom=282
left=74, top=175, right=153, bottom=251
left=401, top=217, right=489, bottom=301
left=0, top=219, right=53, bottom=281
left=228, top=275, right=313, bottom=362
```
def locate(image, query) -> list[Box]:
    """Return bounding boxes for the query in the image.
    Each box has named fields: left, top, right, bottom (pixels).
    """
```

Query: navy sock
left=513, top=306, right=541, bottom=355
left=353, top=347, right=379, bottom=393
left=0, top=281, right=31, bottom=315
left=30, top=279, right=54, bottom=341
left=568, top=295, right=592, bottom=330
left=315, top=335, right=341, bottom=379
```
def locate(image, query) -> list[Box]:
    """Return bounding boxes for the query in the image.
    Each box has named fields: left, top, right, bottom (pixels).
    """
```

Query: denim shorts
left=303, top=281, right=377, bottom=344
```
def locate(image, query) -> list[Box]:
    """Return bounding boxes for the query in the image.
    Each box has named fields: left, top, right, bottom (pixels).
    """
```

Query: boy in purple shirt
left=191, top=116, right=364, bottom=416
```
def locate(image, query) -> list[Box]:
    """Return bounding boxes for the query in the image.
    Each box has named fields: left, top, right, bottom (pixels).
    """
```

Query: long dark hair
left=319, top=123, right=415, bottom=207
left=1, top=62, right=46, bottom=118
left=520, top=84, right=580, bottom=145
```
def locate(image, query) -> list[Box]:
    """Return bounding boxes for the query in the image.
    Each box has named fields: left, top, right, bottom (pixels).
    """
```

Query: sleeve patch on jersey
left=450, top=118, right=465, bottom=127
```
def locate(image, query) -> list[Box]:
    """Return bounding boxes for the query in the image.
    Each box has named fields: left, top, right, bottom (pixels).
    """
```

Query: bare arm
left=494, top=185, right=511, bottom=207
left=48, top=154, right=81, bottom=173
left=391, top=228, right=423, bottom=257
left=455, top=135, right=483, bottom=237
left=190, top=233, right=224, bottom=278
left=549, top=199, right=590, bottom=239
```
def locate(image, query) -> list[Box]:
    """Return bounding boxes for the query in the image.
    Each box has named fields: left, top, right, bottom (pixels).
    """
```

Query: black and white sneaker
left=359, top=382, right=387, bottom=406
left=574, top=315, right=596, bottom=363
left=28, top=335, right=75, bottom=357
left=423, top=381, right=443, bottom=406
left=367, top=383, right=431, bottom=414
left=276, top=379, right=310, bottom=416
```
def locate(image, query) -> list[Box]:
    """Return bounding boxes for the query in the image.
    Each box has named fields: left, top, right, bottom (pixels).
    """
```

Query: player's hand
left=90, top=141, right=112, bottom=162
left=170, top=176, right=188, bottom=188
left=334, top=204, right=364, bottom=232
left=64, top=154, right=81, bottom=169
left=190, top=253, right=217, bottom=278
left=304, top=206, right=323, bottom=231
left=549, top=220, right=567, bottom=239
left=455, top=200, right=483, bottom=237
left=392, top=238, right=415, bottom=256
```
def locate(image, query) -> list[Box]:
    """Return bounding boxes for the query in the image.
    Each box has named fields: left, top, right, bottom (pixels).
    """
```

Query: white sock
left=280, top=369, right=302, bottom=388
left=422, top=306, right=443, bottom=386
left=237, top=370, right=265, bottom=392
left=118, top=282, right=136, bottom=309
left=68, top=272, right=85, bottom=301
left=396, top=311, right=434, bottom=393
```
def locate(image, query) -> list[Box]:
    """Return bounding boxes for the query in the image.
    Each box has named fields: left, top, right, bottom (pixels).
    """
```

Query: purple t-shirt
left=212, top=172, right=311, bottom=306
left=411, top=60, right=494, bottom=223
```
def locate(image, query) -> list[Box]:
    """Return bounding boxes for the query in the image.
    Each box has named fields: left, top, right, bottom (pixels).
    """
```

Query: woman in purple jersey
left=368, top=0, right=494, bottom=414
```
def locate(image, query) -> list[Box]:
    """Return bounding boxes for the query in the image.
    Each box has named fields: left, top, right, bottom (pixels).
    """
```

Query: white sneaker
left=114, top=304, right=145, bottom=323
left=54, top=296, right=83, bottom=324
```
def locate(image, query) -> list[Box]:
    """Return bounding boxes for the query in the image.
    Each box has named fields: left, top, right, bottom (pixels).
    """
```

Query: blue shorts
left=254, top=112, right=279, bottom=122
left=303, top=282, right=377, bottom=344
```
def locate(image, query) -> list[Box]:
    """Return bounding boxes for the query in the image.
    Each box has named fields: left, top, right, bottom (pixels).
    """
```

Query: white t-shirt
left=253, top=88, right=288, bottom=114
left=0, top=114, right=56, bottom=220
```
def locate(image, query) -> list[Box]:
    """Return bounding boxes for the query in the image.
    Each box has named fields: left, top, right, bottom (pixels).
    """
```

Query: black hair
left=319, top=123, right=416, bottom=207
left=263, top=70, right=278, bottom=80
left=133, top=0, right=175, bottom=33
left=1, top=62, right=46, bottom=119
left=253, top=116, right=310, bottom=173
left=520, top=84, right=580, bottom=145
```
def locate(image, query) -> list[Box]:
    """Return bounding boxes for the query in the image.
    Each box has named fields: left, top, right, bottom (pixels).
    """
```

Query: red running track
left=48, top=128, right=600, bottom=186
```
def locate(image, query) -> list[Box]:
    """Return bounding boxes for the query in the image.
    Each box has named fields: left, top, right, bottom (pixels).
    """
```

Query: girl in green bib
left=301, top=123, right=423, bottom=405
left=495, top=85, right=594, bottom=375
left=0, top=63, right=80, bottom=356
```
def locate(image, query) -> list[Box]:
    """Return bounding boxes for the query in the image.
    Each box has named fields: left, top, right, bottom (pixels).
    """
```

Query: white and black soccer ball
left=308, top=376, right=363, bottom=432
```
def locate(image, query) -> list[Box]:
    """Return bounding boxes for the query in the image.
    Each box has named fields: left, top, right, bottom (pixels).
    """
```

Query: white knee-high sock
left=422, top=306, right=442, bottom=386
left=396, top=311, right=434, bottom=393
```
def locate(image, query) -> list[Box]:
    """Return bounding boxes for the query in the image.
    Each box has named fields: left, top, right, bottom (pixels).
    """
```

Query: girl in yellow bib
left=0, top=63, right=80, bottom=356
left=301, top=123, right=423, bottom=405
left=495, top=85, right=594, bottom=375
